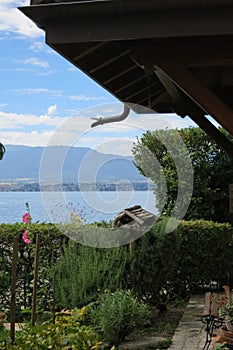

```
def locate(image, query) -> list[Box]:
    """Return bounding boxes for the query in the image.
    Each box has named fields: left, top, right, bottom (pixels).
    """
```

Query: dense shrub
left=173, top=220, right=233, bottom=296
left=132, top=218, right=180, bottom=308
left=133, top=219, right=233, bottom=299
left=89, top=290, right=150, bottom=345
left=0, top=313, right=102, bottom=350
left=1, top=219, right=233, bottom=319
left=0, top=223, right=66, bottom=319
left=54, top=241, right=129, bottom=308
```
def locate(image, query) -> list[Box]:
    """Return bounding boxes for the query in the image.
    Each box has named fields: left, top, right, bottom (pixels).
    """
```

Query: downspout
left=91, top=104, right=130, bottom=127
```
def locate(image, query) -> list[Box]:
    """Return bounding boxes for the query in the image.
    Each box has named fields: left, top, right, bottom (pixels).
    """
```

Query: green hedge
left=132, top=218, right=180, bottom=308
left=133, top=219, right=233, bottom=300
left=0, top=223, right=66, bottom=319
left=173, top=220, right=233, bottom=295
left=0, top=219, right=232, bottom=319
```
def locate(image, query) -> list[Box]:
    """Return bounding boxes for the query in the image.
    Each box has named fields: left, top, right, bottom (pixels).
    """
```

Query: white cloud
left=68, top=94, right=108, bottom=102
left=0, top=103, right=8, bottom=108
left=47, top=105, right=57, bottom=115
left=94, top=138, right=135, bottom=156
left=0, top=111, right=65, bottom=130
left=30, top=41, right=45, bottom=52
left=0, top=106, right=198, bottom=151
left=29, top=41, right=52, bottom=53
left=1, top=130, right=55, bottom=146
left=90, top=113, right=196, bottom=133
left=12, top=88, right=63, bottom=98
left=16, top=57, right=49, bottom=69
left=126, top=113, right=197, bottom=131
left=0, top=67, right=32, bottom=72
left=85, top=104, right=197, bottom=131
left=67, top=67, right=77, bottom=72
left=87, top=114, right=197, bottom=155
left=0, top=110, right=94, bottom=147
left=0, top=1, right=42, bottom=38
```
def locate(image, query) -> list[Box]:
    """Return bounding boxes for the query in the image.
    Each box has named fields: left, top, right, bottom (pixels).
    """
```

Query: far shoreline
left=0, top=181, right=155, bottom=192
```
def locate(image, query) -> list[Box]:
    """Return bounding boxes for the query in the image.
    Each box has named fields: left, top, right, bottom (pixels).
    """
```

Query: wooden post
left=10, top=235, right=19, bottom=344
left=31, top=234, right=40, bottom=326
left=129, top=228, right=135, bottom=291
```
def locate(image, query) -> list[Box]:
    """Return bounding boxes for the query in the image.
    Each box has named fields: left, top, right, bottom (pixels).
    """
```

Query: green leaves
left=0, top=143, right=5, bottom=160
left=53, top=242, right=129, bottom=309
left=10, top=319, right=101, bottom=349
left=132, top=127, right=233, bottom=222
left=89, top=290, right=149, bottom=345
left=1, top=219, right=233, bottom=330
left=0, top=223, right=65, bottom=321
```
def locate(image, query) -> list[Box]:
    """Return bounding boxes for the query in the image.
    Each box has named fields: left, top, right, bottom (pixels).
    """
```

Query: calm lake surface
left=0, top=191, right=157, bottom=224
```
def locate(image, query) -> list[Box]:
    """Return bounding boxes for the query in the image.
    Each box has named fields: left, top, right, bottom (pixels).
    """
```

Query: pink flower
left=22, top=230, right=32, bottom=244
left=22, top=213, right=31, bottom=224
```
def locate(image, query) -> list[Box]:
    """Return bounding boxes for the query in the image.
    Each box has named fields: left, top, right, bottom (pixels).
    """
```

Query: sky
left=0, top=0, right=198, bottom=156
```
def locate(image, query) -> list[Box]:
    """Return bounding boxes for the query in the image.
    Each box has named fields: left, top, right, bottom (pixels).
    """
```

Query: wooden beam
left=154, top=62, right=233, bottom=135
left=90, top=50, right=130, bottom=74
left=155, top=69, right=183, bottom=106
left=73, top=42, right=107, bottom=60
left=115, top=75, right=146, bottom=94
left=131, top=42, right=233, bottom=67
left=124, top=81, right=159, bottom=101
left=155, top=68, right=233, bottom=159
left=132, top=50, right=233, bottom=135
left=103, top=65, right=137, bottom=85
left=134, top=87, right=165, bottom=106
left=124, top=210, right=144, bottom=225
left=188, top=112, right=233, bottom=160
left=21, top=4, right=233, bottom=43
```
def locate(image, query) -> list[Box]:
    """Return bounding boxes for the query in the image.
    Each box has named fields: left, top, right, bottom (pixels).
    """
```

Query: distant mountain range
left=0, top=145, right=146, bottom=183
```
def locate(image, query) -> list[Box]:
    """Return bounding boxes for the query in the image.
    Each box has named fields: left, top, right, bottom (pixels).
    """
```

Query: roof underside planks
left=20, top=0, right=233, bottom=158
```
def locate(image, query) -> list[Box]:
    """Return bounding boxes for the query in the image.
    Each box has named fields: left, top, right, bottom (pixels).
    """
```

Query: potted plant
left=219, top=286, right=233, bottom=332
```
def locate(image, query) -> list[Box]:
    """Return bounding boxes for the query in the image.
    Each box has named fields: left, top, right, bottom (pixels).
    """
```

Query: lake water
left=0, top=191, right=157, bottom=224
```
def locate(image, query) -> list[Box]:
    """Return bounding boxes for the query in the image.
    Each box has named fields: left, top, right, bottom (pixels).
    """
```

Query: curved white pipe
left=91, top=104, right=130, bottom=127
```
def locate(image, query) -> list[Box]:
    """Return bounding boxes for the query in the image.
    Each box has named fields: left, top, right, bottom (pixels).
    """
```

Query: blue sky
left=0, top=0, right=198, bottom=156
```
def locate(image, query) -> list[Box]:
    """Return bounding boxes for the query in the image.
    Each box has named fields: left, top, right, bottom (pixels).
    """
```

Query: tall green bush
left=54, top=241, right=129, bottom=309
left=173, top=220, right=233, bottom=296
left=0, top=223, right=65, bottom=319
left=89, top=290, right=150, bottom=345
left=133, top=218, right=180, bottom=308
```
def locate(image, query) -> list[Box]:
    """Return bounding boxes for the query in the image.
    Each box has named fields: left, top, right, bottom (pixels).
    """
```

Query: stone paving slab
left=119, top=336, right=169, bottom=349
left=168, top=295, right=208, bottom=350
left=119, top=295, right=209, bottom=350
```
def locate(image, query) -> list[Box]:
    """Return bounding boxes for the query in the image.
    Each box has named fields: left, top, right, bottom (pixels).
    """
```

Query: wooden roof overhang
left=20, top=0, right=233, bottom=158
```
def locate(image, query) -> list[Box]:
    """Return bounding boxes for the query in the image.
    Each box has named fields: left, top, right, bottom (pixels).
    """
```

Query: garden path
left=121, top=295, right=212, bottom=349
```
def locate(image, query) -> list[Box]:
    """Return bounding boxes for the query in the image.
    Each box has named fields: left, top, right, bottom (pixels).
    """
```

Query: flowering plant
left=22, top=202, right=32, bottom=244
left=22, top=212, right=31, bottom=224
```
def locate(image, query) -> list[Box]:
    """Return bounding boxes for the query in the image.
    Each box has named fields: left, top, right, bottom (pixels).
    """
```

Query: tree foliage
left=132, top=127, right=233, bottom=222
left=0, top=143, right=5, bottom=160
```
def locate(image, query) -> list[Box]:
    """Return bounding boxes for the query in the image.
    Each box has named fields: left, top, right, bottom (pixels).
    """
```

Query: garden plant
left=0, top=218, right=233, bottom=348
